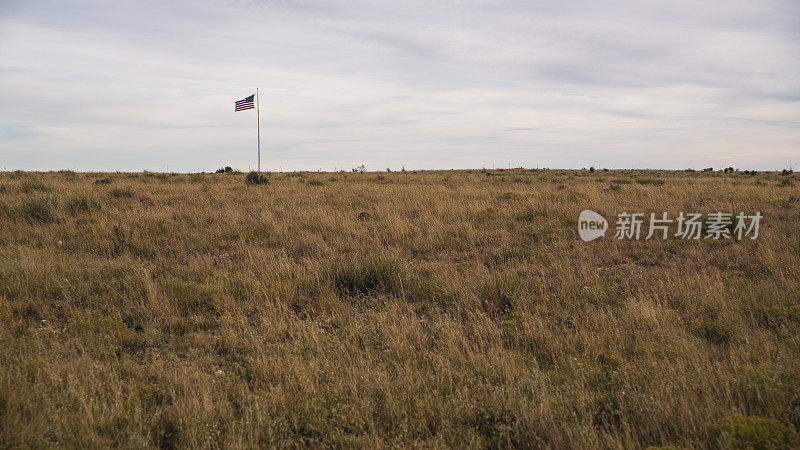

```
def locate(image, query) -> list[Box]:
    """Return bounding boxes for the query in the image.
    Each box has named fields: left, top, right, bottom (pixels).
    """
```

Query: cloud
left=0, top=0, right=798, bottom=171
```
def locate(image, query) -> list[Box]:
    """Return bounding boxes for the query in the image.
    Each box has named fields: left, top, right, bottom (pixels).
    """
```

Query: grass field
left=1, top=168, right=799, bottom=448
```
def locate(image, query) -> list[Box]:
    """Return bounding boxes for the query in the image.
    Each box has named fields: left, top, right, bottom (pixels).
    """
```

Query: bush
left=781, top=168, right=793, bottom=176
left=94, top=177, right=113, bottom=185
left=308, top=179, right=324, bottom=186
left=21, top=197, right=54, bottom=223
left=706, top=414, right=799, bottom=449
left=245, top=171, right=270, bottom=185
left=327, top=253, right=405, bottom=297
left=216, top=166, right=233, bottom=173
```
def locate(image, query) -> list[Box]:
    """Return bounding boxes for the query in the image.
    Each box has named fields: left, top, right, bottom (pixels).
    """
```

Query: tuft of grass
left=500, top=192, right=519, bottom=200
left=636, top=178, right=665, bottom=186
left=308, top=179, right=324, bottom=186
left=245, top=171, right=270, bottom=185
left=327, top=253, right=406, bottom=297
left=696, top=321, right=732, bottom=345
left=95, top=177, right=113, bottom=185
left=65, top=194, right=100, bottom=215
left=750, top=305, right=800, bottom=329
left=517, top=205, right=549, bottom=221
left=109, top=187, right=134, bottom=198
left=20, top=197, right=54, bottom=222
left=480, top=273, right=520, bottom=317
left=20, top=179, right=50, bottom=193
left=705, top=414, right=799, bottom=449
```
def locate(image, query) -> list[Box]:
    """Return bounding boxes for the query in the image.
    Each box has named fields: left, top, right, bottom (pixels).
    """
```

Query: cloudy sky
left=1, top=0, right=798, bottom=172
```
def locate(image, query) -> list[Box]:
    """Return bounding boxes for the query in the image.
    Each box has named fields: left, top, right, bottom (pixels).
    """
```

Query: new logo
left=578, top=210, right=608, bottom=241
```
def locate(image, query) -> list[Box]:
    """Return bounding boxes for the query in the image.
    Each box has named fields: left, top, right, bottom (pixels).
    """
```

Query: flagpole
left=256, top=88, right=261, bottom=172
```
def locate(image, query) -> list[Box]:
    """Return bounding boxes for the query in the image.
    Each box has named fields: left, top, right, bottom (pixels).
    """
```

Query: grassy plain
left=0, top=168, right=799, bottom=448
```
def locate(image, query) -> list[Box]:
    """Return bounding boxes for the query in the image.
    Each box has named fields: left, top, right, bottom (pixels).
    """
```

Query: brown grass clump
left=0, top=168, right=799, bottom=447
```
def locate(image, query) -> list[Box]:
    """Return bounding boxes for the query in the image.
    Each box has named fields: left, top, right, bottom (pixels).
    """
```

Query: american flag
left=235, top=94, right=255, bottom=112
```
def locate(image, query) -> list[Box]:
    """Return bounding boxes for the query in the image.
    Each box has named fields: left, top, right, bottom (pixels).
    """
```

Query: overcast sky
left=1, top=0, right=798, bottom=172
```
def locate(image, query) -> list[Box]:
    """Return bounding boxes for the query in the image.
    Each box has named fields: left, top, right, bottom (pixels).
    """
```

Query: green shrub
left=245, top=171, right=270, bottom=185
left=20, top=197, right=54, bottom=223
left=95, top=177, right=113, bottom=185
left=308, top=179, right=324, bottom=186
left=696, top=321, right=732, bottom=345
left=706, top=414, right=799, bottom=449
left=216, top=166, right=233, bottom=173
left=327, top=253, right=405, bottom=297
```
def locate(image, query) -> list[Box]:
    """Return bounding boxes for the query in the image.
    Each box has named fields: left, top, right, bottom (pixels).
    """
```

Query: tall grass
left=0, top=169, right=798, bottom=447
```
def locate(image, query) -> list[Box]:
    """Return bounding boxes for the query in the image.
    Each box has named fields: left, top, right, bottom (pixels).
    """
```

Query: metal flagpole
left=256, top=88, right=261, bottom=172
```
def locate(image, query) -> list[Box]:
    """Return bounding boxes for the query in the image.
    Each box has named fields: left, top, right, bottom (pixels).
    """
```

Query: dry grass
left=0, top=168, right=799, bottom=448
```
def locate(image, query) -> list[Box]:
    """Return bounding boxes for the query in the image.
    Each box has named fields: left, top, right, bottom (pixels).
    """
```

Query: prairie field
left=1, top=168, right=799, bottom=448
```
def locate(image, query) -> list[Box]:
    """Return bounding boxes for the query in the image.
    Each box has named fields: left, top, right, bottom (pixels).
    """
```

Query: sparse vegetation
left=0, top=169, right=798, bottom=447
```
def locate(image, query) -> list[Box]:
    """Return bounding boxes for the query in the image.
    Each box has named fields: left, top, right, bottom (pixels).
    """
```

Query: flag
left=235, top=95, right=255, bottom=111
